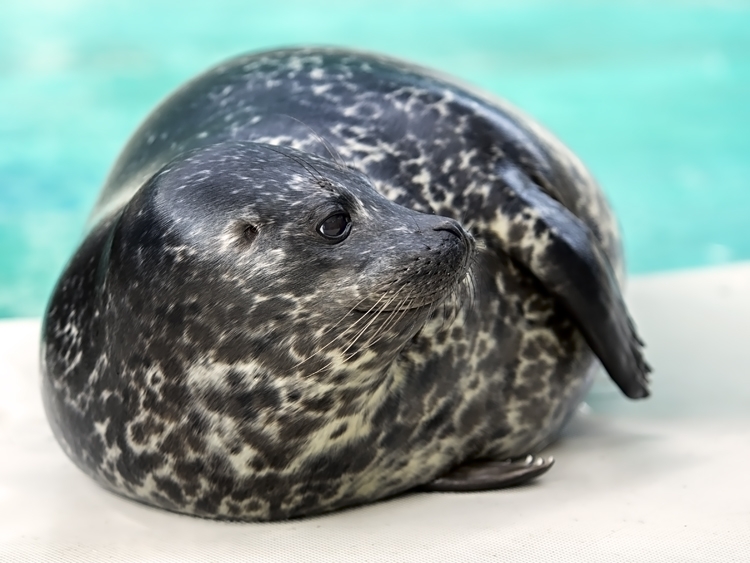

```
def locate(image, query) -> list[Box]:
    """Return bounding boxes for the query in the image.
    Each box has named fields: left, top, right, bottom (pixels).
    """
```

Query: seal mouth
left=352, top=267, right=475, bottom=315
left=353, top=298, right=437, bottom=315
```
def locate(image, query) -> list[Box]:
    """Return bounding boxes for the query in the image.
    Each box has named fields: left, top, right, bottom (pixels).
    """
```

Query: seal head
left=106, top=141, right=475, bottom=378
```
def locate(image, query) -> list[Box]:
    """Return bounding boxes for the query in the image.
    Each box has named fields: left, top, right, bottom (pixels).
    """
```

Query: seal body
left=41, top=48, right=649, bottom=521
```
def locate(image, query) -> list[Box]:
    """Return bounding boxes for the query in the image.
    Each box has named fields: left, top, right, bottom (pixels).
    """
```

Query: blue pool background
left=1, top=0, right=748, bottom=318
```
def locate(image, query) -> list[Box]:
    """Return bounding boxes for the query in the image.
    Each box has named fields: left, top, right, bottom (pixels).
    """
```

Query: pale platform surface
left=1, top=264, right=749, bottom=562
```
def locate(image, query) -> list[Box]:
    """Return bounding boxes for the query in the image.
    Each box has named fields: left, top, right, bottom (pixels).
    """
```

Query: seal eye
left=318, top=212, right=351, bottom=241
left=243, top=224, right=258, bottom=243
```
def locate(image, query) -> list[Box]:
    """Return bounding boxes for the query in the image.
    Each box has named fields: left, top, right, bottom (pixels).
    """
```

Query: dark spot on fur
left=195, top=491, right=223, bottom=515
left=458, top=403, right=484, bottom=434
left=329, top=423, right=348, bottom=439
left=154, top=476, right=185, bottom=504
left=522, top=338, right=542, bottom=361
left=533, top=218, right=547, bottom=237
left=379, top=423, right=410, bottom=450
left=174, top=458, right=205, bottom=482
left=302, top=393, right=334, bottom=413
left=242, top=499, right=263, bottom=514
left=415, top=400, right=455, bottom=441
left=287, top=389, right=301, bottom=402
left=277, top=413, right=324, bottom=441
left=302, top=440, right=376, bottom=478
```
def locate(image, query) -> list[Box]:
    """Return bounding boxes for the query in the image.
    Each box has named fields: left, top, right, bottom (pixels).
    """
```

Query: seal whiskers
left=301, top=285, right=411, bottom=378
left=271, top=113, right=347, bottom=171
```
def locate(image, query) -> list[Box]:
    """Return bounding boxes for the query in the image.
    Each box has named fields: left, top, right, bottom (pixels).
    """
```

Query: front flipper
left=423, top=455, right=554, bottom=492
left=489, top=166, right=650, bottom=399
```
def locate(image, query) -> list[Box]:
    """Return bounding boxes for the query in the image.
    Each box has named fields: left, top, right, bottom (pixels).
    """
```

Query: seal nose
left=433, top=219, right=475, bottom=252
left=433, top=219, right=463, bottom=239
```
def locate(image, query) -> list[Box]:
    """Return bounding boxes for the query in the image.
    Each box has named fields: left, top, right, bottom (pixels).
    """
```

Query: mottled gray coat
left=42, top=48, right=648, bottom=521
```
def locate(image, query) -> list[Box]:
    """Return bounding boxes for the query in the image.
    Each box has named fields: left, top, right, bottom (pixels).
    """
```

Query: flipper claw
left=422, top=455, right=555, bottom=492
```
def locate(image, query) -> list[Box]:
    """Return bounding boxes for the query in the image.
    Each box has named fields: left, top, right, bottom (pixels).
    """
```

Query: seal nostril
left=433, top=220, right=465, bottom=241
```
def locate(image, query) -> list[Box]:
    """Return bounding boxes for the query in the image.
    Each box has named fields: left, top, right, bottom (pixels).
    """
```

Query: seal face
left=41, top=48, right=649, bottom=521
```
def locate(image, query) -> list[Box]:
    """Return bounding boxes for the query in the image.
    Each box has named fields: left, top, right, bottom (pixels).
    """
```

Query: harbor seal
left=41, top=47, right=650, bottom=521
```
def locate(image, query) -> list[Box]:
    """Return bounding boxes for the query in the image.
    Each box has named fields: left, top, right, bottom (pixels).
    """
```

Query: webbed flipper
left=490, top=166, right=650, bottom=399
left=423, top=455, right=554, bottom=492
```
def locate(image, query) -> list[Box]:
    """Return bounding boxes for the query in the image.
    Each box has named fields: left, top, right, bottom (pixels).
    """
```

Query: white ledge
left=1, top=263, right=749, bottom=562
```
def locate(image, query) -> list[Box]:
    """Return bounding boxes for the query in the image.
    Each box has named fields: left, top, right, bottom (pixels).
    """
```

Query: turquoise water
left=1, top=0, right=748, bottom=318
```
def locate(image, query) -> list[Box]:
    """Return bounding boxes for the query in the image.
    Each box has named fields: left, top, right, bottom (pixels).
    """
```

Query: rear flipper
left=487, top=166, right=651, bottom=399
left=423, top=456, right=554, bottom=492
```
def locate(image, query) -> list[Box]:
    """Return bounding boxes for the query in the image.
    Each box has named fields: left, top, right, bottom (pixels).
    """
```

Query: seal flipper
left=422, top=456, right=554, bottom=491
left=490, top=166, right=650, bottom=399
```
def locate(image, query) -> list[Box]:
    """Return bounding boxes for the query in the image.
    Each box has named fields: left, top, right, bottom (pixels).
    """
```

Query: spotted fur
left=41, top=48, right=646, bottom=521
